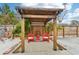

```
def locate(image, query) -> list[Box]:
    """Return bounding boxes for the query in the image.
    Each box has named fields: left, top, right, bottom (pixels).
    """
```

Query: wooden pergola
left=16, top=6, right=66, bottom=52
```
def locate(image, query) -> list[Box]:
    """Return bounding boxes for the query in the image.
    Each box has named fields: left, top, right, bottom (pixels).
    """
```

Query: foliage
left=12, top=22, right=21, bottom=36
left=57, top=25, right=63, bottom=30
left=0, top=4, right=18, bottom=25
left=45, top=22, right=63, bottom=33
left=45, top=22, right=54, bottom=33
left=0, top=4, right=19, bottom=38
left=25, top=18, right=31, bottom=34
left=12, top=18, right=31, bottom=36
left=0, top=15, right=5, bottom=25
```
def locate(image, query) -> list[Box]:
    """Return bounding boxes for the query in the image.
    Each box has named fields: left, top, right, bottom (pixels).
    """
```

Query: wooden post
left=76, top=26, right=78, bottom=37
left=21, top=18, right=25, bottom=52
left=63, top=26, right=65, bottom=38
left=53, top=19, right=58, bottom=50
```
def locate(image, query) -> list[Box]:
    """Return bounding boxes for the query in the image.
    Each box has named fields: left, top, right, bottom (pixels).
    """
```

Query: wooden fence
left=58, top=26, right=79, bottom=37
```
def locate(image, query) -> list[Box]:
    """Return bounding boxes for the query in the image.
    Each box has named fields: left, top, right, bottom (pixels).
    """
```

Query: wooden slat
left=29, top=18, right=48, bottom=22
left=22, top=15, right=55, bottom=18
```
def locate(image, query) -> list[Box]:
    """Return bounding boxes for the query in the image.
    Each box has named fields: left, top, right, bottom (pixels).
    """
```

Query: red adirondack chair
left=27, top=33, right=34, bottom=42
left=42, top=33, right=49, bottom=42
left=36, top=35, right=40, bottom=42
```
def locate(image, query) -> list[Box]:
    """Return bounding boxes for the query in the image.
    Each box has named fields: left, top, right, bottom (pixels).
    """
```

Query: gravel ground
left=58, top=36, right=79, bottom=55
left=0, top=38, right=21, bottom=54
left=11, top=36, right=79, bottom=55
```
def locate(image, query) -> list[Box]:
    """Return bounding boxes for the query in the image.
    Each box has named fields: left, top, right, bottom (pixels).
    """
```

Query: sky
left=61, top=3, right=79, bottom=24
left=0, top=3, right=79, bottom=24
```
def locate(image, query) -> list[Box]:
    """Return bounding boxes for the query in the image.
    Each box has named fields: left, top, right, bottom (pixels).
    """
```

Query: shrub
left=12, top=18, right=31, bottom=37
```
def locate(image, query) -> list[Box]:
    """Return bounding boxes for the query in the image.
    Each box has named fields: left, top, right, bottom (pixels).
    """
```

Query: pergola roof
left=16, top=3, right=64, bottom=22
left=19, top=3, right=64, bottom=9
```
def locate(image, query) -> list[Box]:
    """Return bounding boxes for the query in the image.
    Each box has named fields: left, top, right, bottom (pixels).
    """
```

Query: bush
left=45, top=22, right=63, bottom=33
left=12, top=22, right=21, bottom=37
left=12, top=18, right=31, bottom=37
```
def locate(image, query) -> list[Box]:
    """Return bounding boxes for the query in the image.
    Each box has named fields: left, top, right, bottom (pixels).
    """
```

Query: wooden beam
left=53, top=19, right=58, bottom=50
left=22, top=15, right=56, bottom=18
left=21, top=18, right=25, bottom=52
left=13, top=45, right=21, bottom=53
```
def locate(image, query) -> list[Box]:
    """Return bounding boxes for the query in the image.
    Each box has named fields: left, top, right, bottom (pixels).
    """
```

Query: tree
left=57, top=3, right=68, bottom=23
left=0, top=4, right=19, bottom=38
left=0, top=4, right=18, bottom=25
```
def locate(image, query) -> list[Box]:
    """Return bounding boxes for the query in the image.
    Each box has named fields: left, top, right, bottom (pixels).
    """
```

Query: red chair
left=36, top=35, right=40, bottom=42
left=42, top=33, right=49, bottom=42
left=27, top=33, right=34, bottom=43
